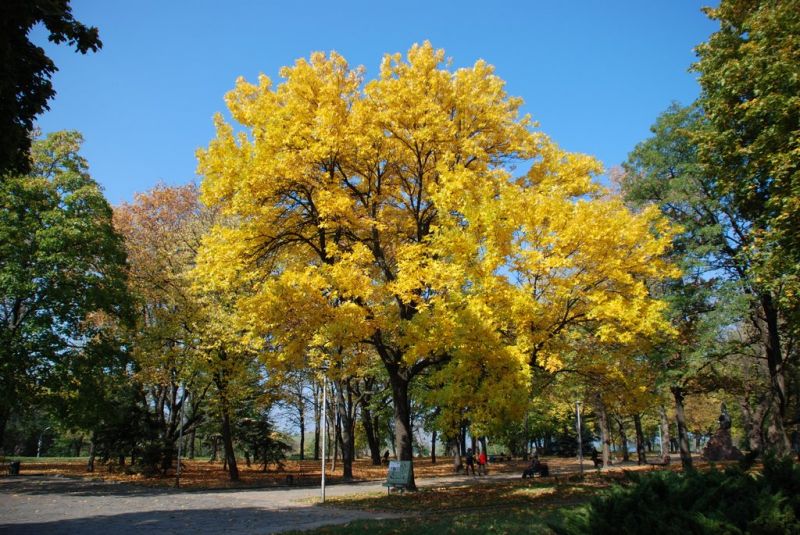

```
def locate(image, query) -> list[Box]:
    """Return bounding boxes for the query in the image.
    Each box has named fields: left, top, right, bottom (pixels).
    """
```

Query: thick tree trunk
left=87, top=436, right=96, bottom=472
left=431, top=429, right=437, bottom=464
left=633, top=413, right=647, bottom=465
left=360, top=404, right=382, bottom=465
left=220, top=404, right=239, bottom=481
left=616, top=416, right=630, bottom=462
left=189, top=429, right=196, bottom=460
left=451, top=438, right=462, bottom=472
left=671, top=386, right=693, bottom=470
left=739, top=395, right=767, bottom=453
left=659, top=405, right=671, bottom=460
left=389, top=372, right=416, bottom=489
left=460, top=425, right=467, bottom=455
left=756, top=294, right=791, bottom=455
left=595, top=394, right=612, bottom=467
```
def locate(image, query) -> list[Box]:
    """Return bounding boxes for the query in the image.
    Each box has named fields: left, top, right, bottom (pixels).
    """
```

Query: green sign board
left=385, top=460, right=412, bottom=487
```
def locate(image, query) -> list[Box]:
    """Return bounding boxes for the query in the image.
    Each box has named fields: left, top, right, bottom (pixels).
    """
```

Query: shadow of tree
left=0, top=505, right=379, bottom=534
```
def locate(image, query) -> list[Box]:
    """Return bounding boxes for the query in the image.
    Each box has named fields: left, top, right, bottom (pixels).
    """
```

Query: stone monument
left=702, top=403, right=743, bottom=461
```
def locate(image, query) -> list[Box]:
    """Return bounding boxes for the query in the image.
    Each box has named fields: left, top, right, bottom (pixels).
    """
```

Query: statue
left=718, top=403, right=732, bottom=430
left=703, top=402, right=742, bottom=461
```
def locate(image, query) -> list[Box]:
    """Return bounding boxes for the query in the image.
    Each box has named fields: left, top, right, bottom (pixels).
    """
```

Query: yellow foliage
left=194, top=42, right=677, bottom=427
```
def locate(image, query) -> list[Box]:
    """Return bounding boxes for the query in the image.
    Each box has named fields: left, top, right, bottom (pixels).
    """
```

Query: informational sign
left=385, top=460, right=412, bottom=488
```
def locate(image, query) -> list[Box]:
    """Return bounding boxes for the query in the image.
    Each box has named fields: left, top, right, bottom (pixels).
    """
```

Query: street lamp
left=320, top=366, right=329, bottom=503
left=36, top=426, right=51, bottom=458
left=175, top=384, right=186, bottom=488
left=575, top=401, right=583, bottom=476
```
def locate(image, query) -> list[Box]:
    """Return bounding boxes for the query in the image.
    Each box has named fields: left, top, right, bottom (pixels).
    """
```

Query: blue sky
left=32, top=1, right=718, bottom=205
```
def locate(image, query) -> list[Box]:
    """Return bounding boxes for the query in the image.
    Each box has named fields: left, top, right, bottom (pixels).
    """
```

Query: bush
left=553, top=458, right=800, bottom=534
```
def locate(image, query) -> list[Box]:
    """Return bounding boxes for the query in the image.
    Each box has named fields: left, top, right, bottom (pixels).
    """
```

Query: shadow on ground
left=0, top=504, right=378, bottom=535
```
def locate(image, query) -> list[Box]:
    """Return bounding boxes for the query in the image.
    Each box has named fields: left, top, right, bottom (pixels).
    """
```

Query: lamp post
left=320, top=370, right=328, bottom=503
left=36, top=426, right=51, bottom=458
left=576, top=401, right=583, bottom=476
left=175, top=385, right=186, bottom=488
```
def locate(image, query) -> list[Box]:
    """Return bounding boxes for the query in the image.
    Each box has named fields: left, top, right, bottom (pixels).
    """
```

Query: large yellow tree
left=195, top=42, right=673, bottom=488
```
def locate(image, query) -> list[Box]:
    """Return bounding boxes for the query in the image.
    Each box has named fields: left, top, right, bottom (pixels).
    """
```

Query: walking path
left=0, top=471, right=522, bottom=534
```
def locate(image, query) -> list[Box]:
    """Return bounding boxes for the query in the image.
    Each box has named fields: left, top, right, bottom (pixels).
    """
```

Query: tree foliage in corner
left=0, top=131, right=128, bottom=448
left=694, top=1, right=800, bottom=305
left=0, top=0, right=101, bottom=177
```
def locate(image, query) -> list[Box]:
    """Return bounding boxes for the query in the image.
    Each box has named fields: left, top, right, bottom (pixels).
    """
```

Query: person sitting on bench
left=522, top=455, right=549, bottom=478
left=590, top=447, right=603, bottom=468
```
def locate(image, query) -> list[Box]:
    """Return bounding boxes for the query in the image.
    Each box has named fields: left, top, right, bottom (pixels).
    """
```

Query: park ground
left=0, top=455, right=705, bottom=534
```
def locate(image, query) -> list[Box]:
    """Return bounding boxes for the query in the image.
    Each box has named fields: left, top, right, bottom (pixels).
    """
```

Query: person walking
left=477, top=449, right=488, bottom=475
left=465, top=448, right=476, bottom=476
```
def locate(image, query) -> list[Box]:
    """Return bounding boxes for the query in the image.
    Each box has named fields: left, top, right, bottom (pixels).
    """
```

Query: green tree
left=0, top=1, right=101, bottom=177
left=0, top=130, right=128, bottom=449
left=622, top=103, right=792, bottom=456
left=693, top=0, right=800, bottom=452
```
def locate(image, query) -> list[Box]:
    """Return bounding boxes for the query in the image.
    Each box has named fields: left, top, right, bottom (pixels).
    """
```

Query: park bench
left=648, top=455, right=671, bottom=468
left=383, top=460, right=412, bottom=494
left=522, top=461, right=549, bottom=478
left=1, top=456, right=21, bottom=476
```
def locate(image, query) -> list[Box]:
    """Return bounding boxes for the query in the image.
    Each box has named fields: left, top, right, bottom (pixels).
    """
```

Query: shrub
left=553, top=458, right=800, bottom=534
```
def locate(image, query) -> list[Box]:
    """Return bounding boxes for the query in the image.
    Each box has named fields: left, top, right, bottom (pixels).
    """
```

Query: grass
left=286, top=479, right=600, bottom=534
left=319, top=479, right=590, bottom=512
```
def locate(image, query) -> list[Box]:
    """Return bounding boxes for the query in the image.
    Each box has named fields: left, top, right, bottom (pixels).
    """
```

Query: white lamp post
left=320, top=371, right=328, bottom=503
left=576, top=401, right=583, bottom=476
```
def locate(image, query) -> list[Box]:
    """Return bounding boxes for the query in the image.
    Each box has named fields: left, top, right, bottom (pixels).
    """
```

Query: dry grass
left=15, top=453, right=710, bottom=490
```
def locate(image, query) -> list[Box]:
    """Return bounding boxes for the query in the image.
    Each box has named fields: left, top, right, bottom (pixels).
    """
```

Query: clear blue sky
left=32, top=1, right=718, bottom=205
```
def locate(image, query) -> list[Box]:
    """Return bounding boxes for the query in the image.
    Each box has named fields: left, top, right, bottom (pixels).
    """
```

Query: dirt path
left=0, top=471, right=526, bottom=534
left=0, top=456, right=687, bottom=534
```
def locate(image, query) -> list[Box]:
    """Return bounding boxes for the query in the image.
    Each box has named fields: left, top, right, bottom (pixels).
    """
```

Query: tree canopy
left=0, top=0, right=101, bottom=177
left=195, top=42, right=674, bottom=487
left=0, top=130, right=128, bottom=446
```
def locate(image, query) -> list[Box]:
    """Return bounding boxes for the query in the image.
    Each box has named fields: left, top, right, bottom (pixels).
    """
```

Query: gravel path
left=0, top=471, right=521, bottom=534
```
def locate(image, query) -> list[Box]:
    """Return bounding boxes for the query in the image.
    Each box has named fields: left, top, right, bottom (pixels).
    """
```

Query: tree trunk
left=739, top=395, right=767, bottom=453
left=595, top=394, right=612, bottom=467
left=633, top=413, right=647, bottom=465
left=330, top=399, right=338, bottom=472
left=659, top=405, right=671, bottom=461
left=87, top=436, right=96, bottom=472
left=361, top=403, right=382, bottom=465
left=220, top=404, right=239, bottom=481
left=0, top=407, right=8, bottom=452
left=299, top=403, right=306, bottom=461
left=671, top=385, right=693, bottom=470
left=389, top=372, right=416, bottom=489
left=460, top=424, right=467, bottom=455
left=451, top=438, right=462, bottom=472
left=313, top=379, right=321, bottom=461
left=189, top=429, right=196, bottom=460
left=632, top=413, right=647, bottom=464
left=389, top=420, right=397, bottom=457
left=431, top=429, right=437, bottom=464
left=759, top=294, right=790, bottom=455
left=335, top=380, right=354, bottom=480
left=616, top=416, right=630, bottom=462
left=209, top=435, right=219, bottom=462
